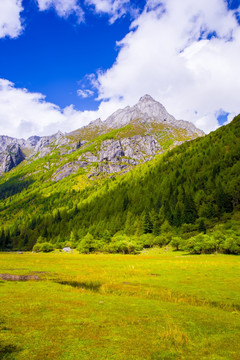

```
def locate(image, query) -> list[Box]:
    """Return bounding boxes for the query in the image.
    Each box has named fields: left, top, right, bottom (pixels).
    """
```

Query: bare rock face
left=79, top=135, right=162, bottom=165
left=0, top=131, right=70, bottom=172
left=74, top=135, right=162, bottom=178
left=99, top=140, right=124, bottom=162
left=52, top=161, right=88, bottom=181
left=0, top=142, right=25, bottom=174
left=26, top=136, right=41, bottom=147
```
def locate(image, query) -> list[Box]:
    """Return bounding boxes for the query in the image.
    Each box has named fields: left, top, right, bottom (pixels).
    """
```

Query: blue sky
left=0, top=0, right=144, bottom=110
left=0, top=0, right=240, bottom=138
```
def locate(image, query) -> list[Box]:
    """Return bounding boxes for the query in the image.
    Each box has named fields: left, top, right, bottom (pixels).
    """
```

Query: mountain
left=0, top=105, right=239, bottom=253
left=3, top=96, right=239, bottom=254
left=104, top=95, right=202, bottom=136
left=0, top=95, right=204, bottom=177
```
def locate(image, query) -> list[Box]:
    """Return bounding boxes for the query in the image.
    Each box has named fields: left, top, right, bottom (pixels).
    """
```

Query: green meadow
left=0, top=250, right=239, bottom=360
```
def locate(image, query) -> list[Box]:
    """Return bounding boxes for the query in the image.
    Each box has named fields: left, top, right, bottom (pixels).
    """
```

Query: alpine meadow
left=1, top=0, right=240, bottom=359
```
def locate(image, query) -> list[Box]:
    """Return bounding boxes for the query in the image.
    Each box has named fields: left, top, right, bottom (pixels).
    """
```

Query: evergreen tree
left=183, top=193, right=198, bottom=224
left=198, top=219, right=207, bottom=234
left=216, top=184, right=233, bottom=214
left=0, top=229, right=5, bottom=250
left=143, top=212, right=153, bottom=234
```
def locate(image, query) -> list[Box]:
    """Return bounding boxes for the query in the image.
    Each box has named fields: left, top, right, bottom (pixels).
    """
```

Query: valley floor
left=0, top=249, right=239, bottom=360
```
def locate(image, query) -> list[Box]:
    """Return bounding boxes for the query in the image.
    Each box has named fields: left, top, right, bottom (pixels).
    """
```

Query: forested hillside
left=0, top=115, right=240, bottom=254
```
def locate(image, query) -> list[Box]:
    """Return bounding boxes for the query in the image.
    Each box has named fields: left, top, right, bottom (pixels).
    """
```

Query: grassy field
left=0, top=249, right=240, bottom=360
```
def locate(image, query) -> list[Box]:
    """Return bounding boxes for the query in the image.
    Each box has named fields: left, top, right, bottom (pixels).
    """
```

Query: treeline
left=0, top=115, right=240, bottom=253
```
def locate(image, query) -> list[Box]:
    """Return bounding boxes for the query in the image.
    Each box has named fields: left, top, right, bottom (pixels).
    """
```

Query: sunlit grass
left=0, top=250, right=239, bottom=359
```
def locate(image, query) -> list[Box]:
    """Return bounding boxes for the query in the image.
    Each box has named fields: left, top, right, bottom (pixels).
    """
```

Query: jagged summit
left=104, top=95, right=203, bottom=137
left=139, top=94, right=155, bottom=102
left=134, top=94, right=175, bottom=122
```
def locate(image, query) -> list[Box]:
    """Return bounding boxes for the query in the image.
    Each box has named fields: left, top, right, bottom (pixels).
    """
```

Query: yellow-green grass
left=0, top=250, right=239, bottom=359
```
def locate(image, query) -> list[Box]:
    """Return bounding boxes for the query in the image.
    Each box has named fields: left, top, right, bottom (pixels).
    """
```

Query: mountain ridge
left=0, top=95, right=204, bottom=176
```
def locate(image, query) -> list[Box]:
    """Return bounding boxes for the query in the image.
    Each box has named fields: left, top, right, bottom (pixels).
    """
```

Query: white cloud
left=0, top=79, right=117, bottom=139
left=37, top=0, right=84, bottom=21
left=0, top=0, right=23, bottom=38
left=36, top=0, right=136, bottom=23
left=85, top=0, right=135, bottom=23
left=0, top=0, right=135, bottom=39
left=95, top=0, right=240, bottom=133
left=1, top=0, right=240, bottom=138
left=77, top=89, right=94, bottom=98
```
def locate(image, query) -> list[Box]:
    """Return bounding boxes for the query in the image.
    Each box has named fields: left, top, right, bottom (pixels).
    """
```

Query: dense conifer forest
left=0, top=115, right=240, bottom=254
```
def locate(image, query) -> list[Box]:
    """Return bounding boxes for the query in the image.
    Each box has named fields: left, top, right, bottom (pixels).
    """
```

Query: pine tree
left=183, top=193, right=197, bottom=224
left=143, top=212, right=153, bottom=234
left=0, top=229, right=5, bottom=250
left=198, top=219, right=207, bottom=234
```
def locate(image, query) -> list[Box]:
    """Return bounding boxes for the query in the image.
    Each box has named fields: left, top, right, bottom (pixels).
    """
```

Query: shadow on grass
left=0, top=344, right=21, bottom=360
left=56, top=280, right=102, bottom=292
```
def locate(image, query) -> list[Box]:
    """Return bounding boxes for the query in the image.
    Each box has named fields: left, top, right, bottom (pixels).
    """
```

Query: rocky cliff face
left=0, top=131, right=71, bottom=174
left=0, top=95, right=205, bottom=177
left=0, top=139, right=25, bottom=174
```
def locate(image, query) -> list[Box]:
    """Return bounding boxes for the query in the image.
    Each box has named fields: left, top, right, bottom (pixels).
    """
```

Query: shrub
left=77, top=233, right=96, bottom=254
left=40, top=242, right=54, bottom=252
left=170, top=236, right=183, bottom=251
left=33, top=242, right=54, bottom=253
left=138, top=234, right=155, bottom=248
left=32, top=243, right=42, bottom=252
left=107, top=235, right=141, bottom=254
left=221, top=237, right=240, bottom=254
left=154, top=232, right=173, bottom=247
left=186, top=234, right=217, bottom=254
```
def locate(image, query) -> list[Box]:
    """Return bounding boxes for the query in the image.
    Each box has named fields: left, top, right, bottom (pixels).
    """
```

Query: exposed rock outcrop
left=0, top=141, right=25, bottom=175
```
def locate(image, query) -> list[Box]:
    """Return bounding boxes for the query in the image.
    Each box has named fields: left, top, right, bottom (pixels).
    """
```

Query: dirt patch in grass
left=0, top=273, right=40, bottom=281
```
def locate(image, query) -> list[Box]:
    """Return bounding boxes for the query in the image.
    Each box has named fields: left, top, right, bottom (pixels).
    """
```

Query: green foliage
left=185, top=226, right=240, bottom=255
left=107, top=234, right=141, bottom=254
left=77, top=233, right=96, bottom=254
left=221, top=235, right=240, bottom=254
left=170, top=236, right=183, bottom=251
left=143, top=212, right=153, bottom=234
left=33, top=242, right=54, bottom=252
left=186, top=234, right=217, bottom=254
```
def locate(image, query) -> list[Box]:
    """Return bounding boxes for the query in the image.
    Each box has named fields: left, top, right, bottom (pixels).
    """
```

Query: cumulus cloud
left=37, top=0, right=84, bottom=21
left=37, top=0, right=137, bottom=23
left=77, top=89, right=94, bottom=98
left=0, top=0, right=23, bottom=38
left=0, top=79, right=117, bottom=139
left=95, top=0, right=240, bottom=133
left=0, top=79, right=64, bottom=138
left=85, top=0, right=135, bottom=23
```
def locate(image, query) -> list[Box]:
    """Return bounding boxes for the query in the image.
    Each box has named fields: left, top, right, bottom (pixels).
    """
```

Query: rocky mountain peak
left=103, top=95, right=200, bottom=134
left=134, top=94, right=173, bottom=122
left=138, top=94, right=156, bottom=103
left=27, top=136, right=41, bottom=147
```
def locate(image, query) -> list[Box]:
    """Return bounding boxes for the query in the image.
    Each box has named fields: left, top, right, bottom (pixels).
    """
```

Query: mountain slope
left=0, top=112, right=239, bottom=251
